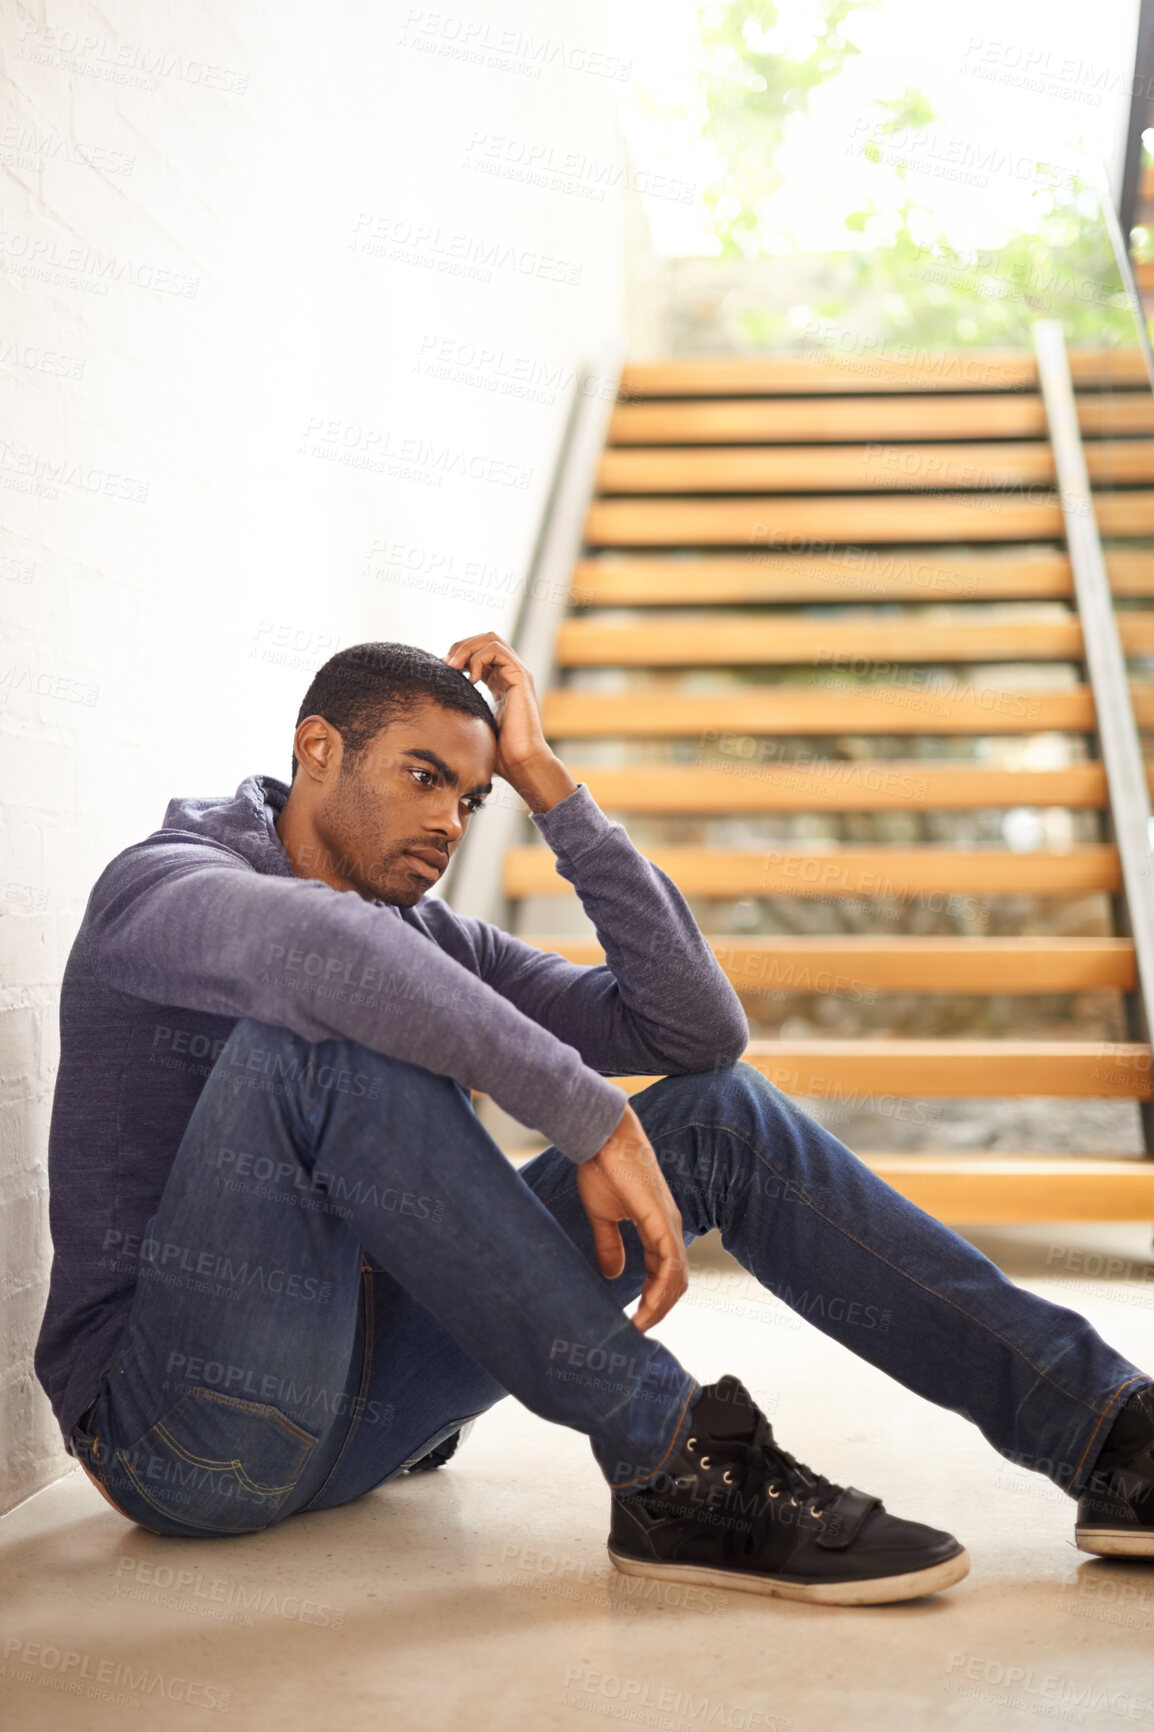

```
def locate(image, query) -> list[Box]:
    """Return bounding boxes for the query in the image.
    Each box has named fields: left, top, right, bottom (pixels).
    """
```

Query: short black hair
left=290, top=641, right=498, bottom=782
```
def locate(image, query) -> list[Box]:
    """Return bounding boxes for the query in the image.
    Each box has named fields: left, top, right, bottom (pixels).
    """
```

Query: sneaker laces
left=738, top=1408, right=844, bottom=1514
left=689, top=1406, right=844, bottom=1521
left=676, top=1407, right=847, bottom=1568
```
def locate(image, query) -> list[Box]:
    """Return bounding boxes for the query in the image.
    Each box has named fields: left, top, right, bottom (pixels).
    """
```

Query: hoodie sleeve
left=428, top=782, right=749, bottom=1075
left=84, top=838, right=629, bottom=1164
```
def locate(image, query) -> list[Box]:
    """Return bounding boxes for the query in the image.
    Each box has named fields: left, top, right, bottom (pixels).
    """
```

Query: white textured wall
left=0, top=0, right=629, bottom=1515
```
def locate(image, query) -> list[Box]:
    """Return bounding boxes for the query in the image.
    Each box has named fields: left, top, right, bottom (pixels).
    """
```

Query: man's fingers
left=630, top=1216, right=687, bottom=1333
left=590, top=1215, right=626, bottom=1281
left=578, top=1103, right=688, bottom=1333
left=633, top=1266, right=683, bottom=1334
left=443, top=637, right=535, bottom=705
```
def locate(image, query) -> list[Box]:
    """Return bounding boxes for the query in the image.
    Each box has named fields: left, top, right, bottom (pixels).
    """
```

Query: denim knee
left=644, top=1060, right=833, bottom=1222
left=218, top=1016, right=466, bottom=1111
left=660, top=1059, right=794, bottom=1127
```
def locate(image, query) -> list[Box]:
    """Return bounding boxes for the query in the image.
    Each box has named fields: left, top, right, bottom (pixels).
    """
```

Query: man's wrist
left=507, top=753, right=578, bottom=814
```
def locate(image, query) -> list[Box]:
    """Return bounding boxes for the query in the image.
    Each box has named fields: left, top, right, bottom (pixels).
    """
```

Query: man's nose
left=427, top=797, right=464, bottom=844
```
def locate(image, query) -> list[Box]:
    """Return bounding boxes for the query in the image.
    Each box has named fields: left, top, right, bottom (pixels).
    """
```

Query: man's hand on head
left=443, top=631, right=577, bottom=814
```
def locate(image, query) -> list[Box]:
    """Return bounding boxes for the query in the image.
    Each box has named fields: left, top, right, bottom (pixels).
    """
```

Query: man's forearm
left=91, top=853, right=630, bottom=1163
left=514, top=783, right=749, bottom=1076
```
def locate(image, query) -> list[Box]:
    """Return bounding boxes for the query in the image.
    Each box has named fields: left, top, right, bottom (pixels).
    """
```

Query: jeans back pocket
left=115, top=1387, right=318, bottom=1535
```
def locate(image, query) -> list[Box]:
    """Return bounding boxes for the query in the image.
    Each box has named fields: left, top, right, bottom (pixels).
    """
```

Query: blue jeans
left=70, top=1017, right=1150, bottom=1538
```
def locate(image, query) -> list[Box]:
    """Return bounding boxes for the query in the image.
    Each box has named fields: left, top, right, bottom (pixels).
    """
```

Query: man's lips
left=401, top=848, right=446, bottom=880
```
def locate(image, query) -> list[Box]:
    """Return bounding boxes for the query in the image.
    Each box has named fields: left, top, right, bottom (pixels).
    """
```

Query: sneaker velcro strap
left=815, top=1486, right=881, bottom=1550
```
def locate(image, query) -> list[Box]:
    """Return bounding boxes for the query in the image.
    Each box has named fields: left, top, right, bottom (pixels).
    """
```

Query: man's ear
left=294, top=716, right=340, bottom=782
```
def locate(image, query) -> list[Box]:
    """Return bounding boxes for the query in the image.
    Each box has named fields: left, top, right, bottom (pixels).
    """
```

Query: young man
left=35, top=634, right=1154, bottom=1607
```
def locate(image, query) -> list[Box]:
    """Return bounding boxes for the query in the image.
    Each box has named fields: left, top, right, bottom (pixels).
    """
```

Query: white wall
left=0, top=0, right=629, bottom=1515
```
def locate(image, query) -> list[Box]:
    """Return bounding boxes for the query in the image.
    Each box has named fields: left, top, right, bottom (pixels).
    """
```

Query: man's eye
left=409, top=768, right=483, bottom=811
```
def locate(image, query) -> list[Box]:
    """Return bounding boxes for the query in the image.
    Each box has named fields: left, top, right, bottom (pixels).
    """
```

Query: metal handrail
left=1116, top=0, right=1154, bottom=241
left=1032, top=319, right=1154, bottom=1148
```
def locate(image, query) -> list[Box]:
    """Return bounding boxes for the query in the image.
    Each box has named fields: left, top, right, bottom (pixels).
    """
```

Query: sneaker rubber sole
left=607, top=1543, right=971, bottom=1606
left=1075, top=1528, right=1154, bottom=1557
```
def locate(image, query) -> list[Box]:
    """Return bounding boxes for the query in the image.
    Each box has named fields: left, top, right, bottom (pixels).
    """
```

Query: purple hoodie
left=34, top=772, right=747, bottom=1446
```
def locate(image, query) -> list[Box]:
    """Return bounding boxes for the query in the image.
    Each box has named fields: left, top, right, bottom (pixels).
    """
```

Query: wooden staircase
left=489, top=349, right=1154, bottom=1222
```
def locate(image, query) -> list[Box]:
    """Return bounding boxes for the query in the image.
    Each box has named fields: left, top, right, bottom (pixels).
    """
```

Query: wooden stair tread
left=583, top=493, right=1154, bottom=545
left=859, top=1156, right=1154, bottom=1222
left=608, top=1041, right=1152, bottom=1099
left=542, top=687, right=1154, bottom=735
left=618, top=350, right=1149, bottom=397
left=504, top=843, right=1122, bottom=898
left=519, top=935, right=1136, bottom=993
left=862, top=1153, right=1149, bottom=1174
left=503, top=1146, right=1148, bottom=1173
left=607, top=395, right=1154, bottom=443
left=559, top=763, right=1143, bottom=813
left=595, top=441, right=1154, bottom=494
left=555, top=615, right=1154, bottom=664
left=569, top=550, right=1154, bottom=604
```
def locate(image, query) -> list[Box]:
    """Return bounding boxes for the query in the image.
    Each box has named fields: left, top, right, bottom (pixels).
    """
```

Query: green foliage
left=796, top=187, right=1133, bottom=348
left=696, top=0, right=871, bottom=257
left=692, top=0, right=1139, bottom=348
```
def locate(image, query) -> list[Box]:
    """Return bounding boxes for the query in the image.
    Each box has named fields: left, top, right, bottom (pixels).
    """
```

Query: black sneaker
left=607, top=1375, right=969, bottom=1607
left=1076, top=1384, right=1154, bottom=1557
left=405, top=1419, right=475, bottom=1475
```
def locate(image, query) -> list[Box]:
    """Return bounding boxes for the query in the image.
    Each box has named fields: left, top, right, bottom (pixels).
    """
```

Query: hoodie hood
left=159, top=774, right=295, bottom=880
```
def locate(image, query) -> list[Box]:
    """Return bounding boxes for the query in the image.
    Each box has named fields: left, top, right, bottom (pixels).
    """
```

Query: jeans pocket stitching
left=147, top=1391, right=316, bottom=1492
left=148, top=1419, right=303, bottom=1498
left=114, top=1388, right=319, bottom=1532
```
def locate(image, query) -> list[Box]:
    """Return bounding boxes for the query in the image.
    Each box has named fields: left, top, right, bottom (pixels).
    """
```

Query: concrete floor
left=4, top=1222, right=1154, bottom=1732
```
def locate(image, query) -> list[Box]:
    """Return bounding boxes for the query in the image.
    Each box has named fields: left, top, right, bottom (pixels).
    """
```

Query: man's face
left=307, top=697, right=497, bottom=906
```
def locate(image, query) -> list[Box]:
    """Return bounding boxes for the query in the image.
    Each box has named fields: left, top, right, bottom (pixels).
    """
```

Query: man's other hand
left=575, top=1103, right=688, bottom=1333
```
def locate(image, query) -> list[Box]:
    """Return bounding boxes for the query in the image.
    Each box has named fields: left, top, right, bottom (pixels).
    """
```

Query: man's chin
left=369, top=868, right=429, bottom=907
left=359, top=887, right=418, bottom=908
left=336, top=874, right=414, bottom=907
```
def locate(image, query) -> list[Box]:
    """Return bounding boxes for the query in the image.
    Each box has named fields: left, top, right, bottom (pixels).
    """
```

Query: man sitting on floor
left=35, top=633, right=1154, bottom=1606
